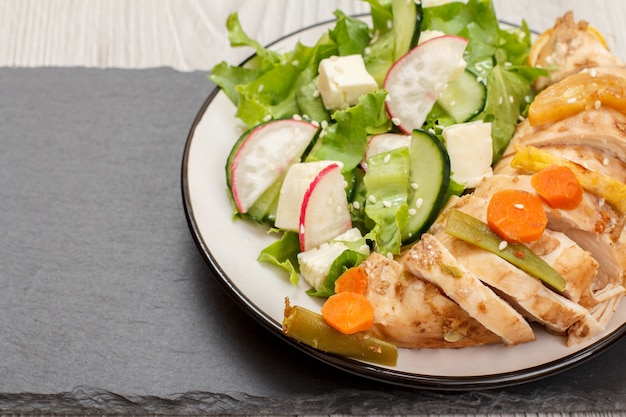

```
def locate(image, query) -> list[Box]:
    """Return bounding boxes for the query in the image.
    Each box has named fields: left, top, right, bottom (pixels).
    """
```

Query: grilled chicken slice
left=502, top=106, right=626, bottom=163
left=470, top=176, right=600, bottom=303
left=563, top=228, right=626, bottom=309
left=430, top=196, right=589, bottom=334
left=473, top=173, right=607, bottom=236
left=495, top=145, right=626, bottom=185
left=530, top=11, right=625, bottom=89
left=404, top=234, right=536, bottom=345
left=361, top=252, right=501, bottom=349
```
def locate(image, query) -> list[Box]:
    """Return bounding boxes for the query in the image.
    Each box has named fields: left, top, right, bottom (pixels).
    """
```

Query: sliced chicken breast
left=530, top=11, right=625, bottom=89
left=430, top=197, right=589, bottom=334
left=361, top=252, right=501, bottom=349
left=502, top=107, right=626, bottom=163
left=404, top=234, right=536, bottom=345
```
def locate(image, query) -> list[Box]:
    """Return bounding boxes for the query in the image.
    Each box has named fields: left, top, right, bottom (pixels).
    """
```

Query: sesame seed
left=387, top=19, right=392, bottom=30
left=262, top=114, right=272, bottom=122
left=311, top=120, right=320, bottom=127
left=566, top=97, right=577, bottom=104
left=408, top=208, right=417, bottom=216
left=385, top=94, right=391, bottom=102
left=509, top=95, right=514, bottom=103
left=498, top=240, right=508, bottom=251
left=590, top=68, right=597, bottom=77
left=415, top=198, right=424, bottom=209
left=594, top=100, right=602, bottom=109
left=524, top=95, right=531, bottom=103
left=386, top=252, right=394, bottom=260
left=410, top=182, right=419, bottom=190
left=383, top=201, right=392, bottom=208
left=353, top=201, right=360, bottom=210
left=603, top=157, right=610, bottom=166
left=383, top=154, right=391, bottom=164
left=514, top=203, right=525, bottom=209
left=476, top=76, right=483, bottom=83
left=313, top=89, right=320, bottom=97
left=292, top=60, right=299, bottom=66
left=257, top=84, right=264, bottom=93
left=498, top=96, right=503, bottom=105
left=368, top=195, right=377, bottom=204
left=391, top=117, right=401, bottom=126
left=293, top=114, right=302, bottom=121
left=321, top=120, right=328, bottom=129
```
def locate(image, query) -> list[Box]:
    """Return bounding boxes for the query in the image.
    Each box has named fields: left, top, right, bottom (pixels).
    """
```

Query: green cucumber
left=245, top=175, right=283, bottom=224
left=392, top=0, right=423, bottom=61
left=437, top=70, right=486, bottom=123
left=401, top=129, right=451, bottom=245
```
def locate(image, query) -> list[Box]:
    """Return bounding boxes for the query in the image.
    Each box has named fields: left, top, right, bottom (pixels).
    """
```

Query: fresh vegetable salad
left=209, top=0, right=551, bottom=364
left=212, top=0, right=544, bottom=285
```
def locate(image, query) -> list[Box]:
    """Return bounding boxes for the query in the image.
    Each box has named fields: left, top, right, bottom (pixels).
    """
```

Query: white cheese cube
left=443, top=121, right=493, bottom=188
left=316, top=54, right=378, bottom=110
left=297, top=228, right=369, bottom=291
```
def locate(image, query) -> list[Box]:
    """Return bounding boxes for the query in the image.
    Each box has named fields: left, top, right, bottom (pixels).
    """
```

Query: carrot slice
left=334, top=266, right=368, bottom=295
left=486, top=189, right=547, bottom=243
left=321, top=292, right=374, bottom=335
left=531, top=165, right=584, bottom=210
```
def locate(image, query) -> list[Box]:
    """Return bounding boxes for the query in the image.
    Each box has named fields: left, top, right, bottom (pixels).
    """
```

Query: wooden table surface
left=1, top=0, right=625, bottom=71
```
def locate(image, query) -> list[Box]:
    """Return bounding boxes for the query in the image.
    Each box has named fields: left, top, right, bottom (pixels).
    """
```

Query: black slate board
left=0, top=68, right=625, bottom=415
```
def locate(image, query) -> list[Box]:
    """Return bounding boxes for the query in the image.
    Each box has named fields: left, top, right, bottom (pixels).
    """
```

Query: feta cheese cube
left=316, top=54, right=378, bottom=110
left=443, top=121, right=493, bottom=188
left=297, top=228, right=369, bottom=291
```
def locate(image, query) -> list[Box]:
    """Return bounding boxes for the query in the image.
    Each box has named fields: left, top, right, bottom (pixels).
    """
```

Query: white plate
left=181, top=17, right=626, bottom=389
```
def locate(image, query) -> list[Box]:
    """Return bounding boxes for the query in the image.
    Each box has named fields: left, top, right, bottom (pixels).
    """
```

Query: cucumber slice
left=437, top=70, right=486, bottom=123
left=401, top=129, right=451, bottom=245
left=245, top=175, right=283, bottom=224
left=392, top=0, right=423, bottom=61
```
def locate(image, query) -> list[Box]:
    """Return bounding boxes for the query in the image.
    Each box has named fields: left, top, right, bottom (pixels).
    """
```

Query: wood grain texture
left=0, top=0, right=624, bottom=71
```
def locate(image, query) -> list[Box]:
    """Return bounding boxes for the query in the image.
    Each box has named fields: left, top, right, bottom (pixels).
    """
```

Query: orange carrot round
left=321, top=292, right=374, bottom=335
left=334, top=266, right=368, bottom=295
left=531, top=165, right=583, bottom=210
left=487, top=189, right=547, bottom=243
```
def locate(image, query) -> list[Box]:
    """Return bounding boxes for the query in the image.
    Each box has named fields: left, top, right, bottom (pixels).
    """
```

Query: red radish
left=383, top=35, right=469, bottom=134
left=362, top=133, right=411, bottom=171
left=299, top=163, right=352, bottom=251
left=229, top=119, right=318, bottom=213
left=274, top=161, right=337, bottom=231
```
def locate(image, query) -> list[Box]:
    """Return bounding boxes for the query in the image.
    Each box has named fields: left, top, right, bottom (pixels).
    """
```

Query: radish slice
left=274, top=161, right=337, bottom=231
left=363, top=133, right=411, bottom=171
left=299, top=163, right=352, bottom=251
left=383, top=35, right=469, bottom=134
left=228, top=119, right=318, bottom=213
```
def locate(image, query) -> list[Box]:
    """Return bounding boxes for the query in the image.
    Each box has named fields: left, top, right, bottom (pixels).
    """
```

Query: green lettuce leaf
left=258, top=231, right=301, bottom=285
left=307, top=90, right=391, bottom=172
